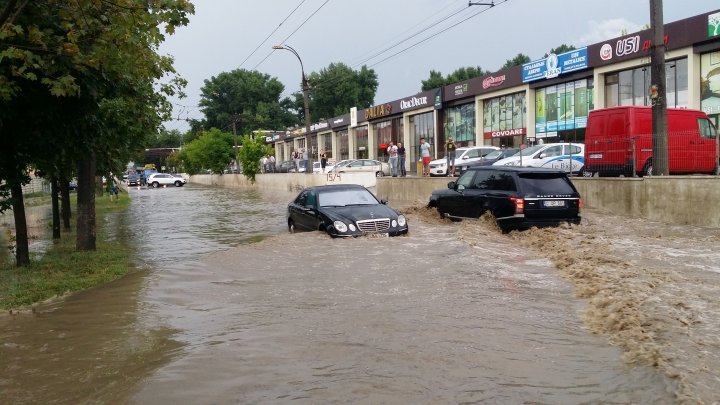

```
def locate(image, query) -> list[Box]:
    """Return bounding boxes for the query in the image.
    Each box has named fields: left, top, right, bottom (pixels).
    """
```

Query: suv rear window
left=518, top=173, right=575, bottom=195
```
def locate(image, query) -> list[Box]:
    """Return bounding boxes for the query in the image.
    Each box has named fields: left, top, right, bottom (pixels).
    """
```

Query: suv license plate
left=543, top=200, right=566, bottom=207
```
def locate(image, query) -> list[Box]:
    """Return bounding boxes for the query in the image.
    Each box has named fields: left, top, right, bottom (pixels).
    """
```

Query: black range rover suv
left=428, top=166, right=581, bottom=232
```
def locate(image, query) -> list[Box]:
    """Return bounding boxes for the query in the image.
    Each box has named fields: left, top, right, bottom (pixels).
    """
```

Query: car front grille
left=356, top=218, right=391, bottom=233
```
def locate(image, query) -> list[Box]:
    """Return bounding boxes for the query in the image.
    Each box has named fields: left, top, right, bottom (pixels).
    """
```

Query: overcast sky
left=160, top=0, right=715, bottom=132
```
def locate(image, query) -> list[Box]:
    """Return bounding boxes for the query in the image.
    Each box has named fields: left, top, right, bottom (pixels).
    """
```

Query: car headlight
left=397, top=215, right=406, bottom=227
left=391, top=220, right=397, bottom=227
left=348, top=223, right=357, bottom=232
left=438, top=162, right=446, bottom=167
left=333, top=221, right=348, bottom=233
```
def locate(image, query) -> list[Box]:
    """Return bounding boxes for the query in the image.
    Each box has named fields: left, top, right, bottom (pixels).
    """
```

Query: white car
left=429, top=146, right=500, bottom=176
left=313, top=161, right=336, bottom=173
left=146, top=173, right=187, bottom=188
left=330, top=159, right=390, bottom=177
left=493, top=143, right=585, bottom=174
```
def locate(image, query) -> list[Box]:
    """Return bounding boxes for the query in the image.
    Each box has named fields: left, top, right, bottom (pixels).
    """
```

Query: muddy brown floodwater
left=1, top=184, right=719, bottom=403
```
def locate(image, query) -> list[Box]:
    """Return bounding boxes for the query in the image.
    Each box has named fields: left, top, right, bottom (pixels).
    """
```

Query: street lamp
left=273, top=44, right=313, bottom=174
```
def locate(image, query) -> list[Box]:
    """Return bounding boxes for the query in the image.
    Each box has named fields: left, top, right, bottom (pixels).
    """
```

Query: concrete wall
left=189, top=172, right=378, bottom=193
left=571, top=177, right=720, bottom=227
left=191, top=174, right=720, bottom=228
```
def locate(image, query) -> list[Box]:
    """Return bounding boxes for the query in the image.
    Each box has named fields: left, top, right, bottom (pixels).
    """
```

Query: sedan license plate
left=368, top=233, right=389, bottom=238
left=543, top=200, right=566, bottom=207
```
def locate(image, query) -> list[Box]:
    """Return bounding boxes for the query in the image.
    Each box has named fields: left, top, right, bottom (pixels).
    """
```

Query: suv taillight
left=510, top=197, right=524, bottom=215
left=578, top=198, right=582, bottom=211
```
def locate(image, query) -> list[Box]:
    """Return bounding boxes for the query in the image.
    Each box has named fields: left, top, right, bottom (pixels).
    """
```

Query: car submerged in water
left=287, top=184, right=408, bottom=237
left=428, top=166, right=581, bottom=232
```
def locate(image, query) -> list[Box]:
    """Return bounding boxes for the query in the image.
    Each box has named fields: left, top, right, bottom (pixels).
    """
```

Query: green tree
left=544, top=44, right=576, bottom=58
left=501, top=53, right=532, bottom=69
left=237, top=134, right=272, bottom=183
left=198, top=69, right=297, bottom=134
left=421, top=66, right=490, bottom=91
left=179, top=128, right=234, bottom=175
left=420, top=70, right=447, bottom=91
left=0, top=0, right=193, bottom=263
left=297, top=63, right=379, bottom=122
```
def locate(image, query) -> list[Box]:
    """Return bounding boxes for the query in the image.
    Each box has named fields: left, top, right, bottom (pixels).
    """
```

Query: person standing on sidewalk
left=397, top=142, right=407, bottom=177
left=420, top=137, right=432, bottom=177
left=387, top=141, right=399, bottom=177
left=445, top=137, right=457, bottom=177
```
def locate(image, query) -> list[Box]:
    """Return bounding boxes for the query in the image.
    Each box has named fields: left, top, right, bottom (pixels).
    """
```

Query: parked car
left=126, top=174, right=141, bottom=187
left=584, top=106, right=719, bottom=177
left=146, top=173, right=186, bottom=188
left=329, top=159, right=390, bottom=177
left=428, top=166, right=581, bottom=232
left=277, top=161, right=297, bottom=173
left=287, top=184, right=408, bottom=237
left=493, top=143, right=585, bottom=175
left=68, top=179, right=78, bottom=191
left=458, top=148, right=520, bottom=173
left=429, top=146, right=500, bottom=176
left=313, top=161, right=335, bottom=173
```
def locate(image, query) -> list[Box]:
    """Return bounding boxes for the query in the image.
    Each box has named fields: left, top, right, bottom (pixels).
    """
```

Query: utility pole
left=273, top=44, right=313, bottom=174
left=232, top=116, right=238, bottom=173
left=650, top=0, right=668, bottom=175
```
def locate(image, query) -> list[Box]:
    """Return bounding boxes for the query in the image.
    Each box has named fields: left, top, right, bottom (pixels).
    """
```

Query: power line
left=288, top=1, right=506, bottom=99
left=348, top=1, right=468, bottom=68
left=368, top=2, right=506, bottom=69
left=252, top=0, right=332, bottom=70
left=238, top=0, right=307, bottom=69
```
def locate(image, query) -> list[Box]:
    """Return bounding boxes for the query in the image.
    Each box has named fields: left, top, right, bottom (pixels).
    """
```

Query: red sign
left=483, top=128, right=527, bottom=139
left=482, top=75, right=506, bottom=89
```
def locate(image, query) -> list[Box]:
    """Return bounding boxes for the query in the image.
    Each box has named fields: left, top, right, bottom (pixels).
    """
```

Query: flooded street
left=2, top=184, right=719, bottom=403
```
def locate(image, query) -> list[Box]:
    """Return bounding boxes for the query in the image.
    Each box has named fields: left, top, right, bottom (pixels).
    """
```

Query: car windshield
left=318, top=189, right=379, bottom=207
left=518, top=145, right=544, bottom=157
left=484, top=150, right=504, bottom=159
left=518, top=173, right=576, bottom=195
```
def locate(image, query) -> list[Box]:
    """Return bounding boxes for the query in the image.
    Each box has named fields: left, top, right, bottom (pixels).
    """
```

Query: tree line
left=0, top=0, right=194, bottom=267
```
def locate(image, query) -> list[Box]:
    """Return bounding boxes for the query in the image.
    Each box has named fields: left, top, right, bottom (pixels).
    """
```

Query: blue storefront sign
left=522, top=47, right=588, bottom=83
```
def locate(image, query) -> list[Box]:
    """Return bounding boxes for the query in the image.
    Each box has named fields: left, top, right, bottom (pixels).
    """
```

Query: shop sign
left=482, top=75, right=506, bottom=89
left=483, top=128, right=526, bottom=139
left=365, top=103, right=393, bottom=119
left=310, top=121, right=328, bottom=131
left=434, top=87, right=442, bottom=110
left=333, top=117, right=345, bottom=125
left=709, top=12, right=720, bottom=37
left=641, top=35, right=669, bottom=51
left=522, top=47, right=588, bottom=82
left=600, top=35, right=641, bottom=60
left=350, top=107, right=358, bottom=127
left=400, top=96, right=429, bottom=110
left=454, top=83, right=469, bottom=96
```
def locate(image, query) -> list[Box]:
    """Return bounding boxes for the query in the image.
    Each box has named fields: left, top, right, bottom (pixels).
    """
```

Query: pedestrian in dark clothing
left=397, top=142, right=407, bottom=177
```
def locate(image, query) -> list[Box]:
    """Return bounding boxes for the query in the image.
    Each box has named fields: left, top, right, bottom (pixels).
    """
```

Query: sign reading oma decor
left=400, top=95, right=430, bottom=110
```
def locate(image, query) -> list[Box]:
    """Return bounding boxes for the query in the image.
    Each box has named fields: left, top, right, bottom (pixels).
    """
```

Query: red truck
left=584, top=106, right=719, bottom=176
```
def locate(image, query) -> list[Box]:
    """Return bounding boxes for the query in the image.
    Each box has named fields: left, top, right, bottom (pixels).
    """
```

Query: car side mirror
left=448, top=181, right=456, bottom=189
left=380, top=199, right=388, bottom=205
left=461, top=156, right=469, bottom=159
left=538, top=153, right=547, bottom=159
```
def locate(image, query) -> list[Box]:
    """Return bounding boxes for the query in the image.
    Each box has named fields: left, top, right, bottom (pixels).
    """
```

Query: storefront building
left=272, top=9, right=720, bottom=169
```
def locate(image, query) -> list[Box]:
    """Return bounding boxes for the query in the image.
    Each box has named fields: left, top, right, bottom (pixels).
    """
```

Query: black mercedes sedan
left=287, top=184, right=409, bottom=237
left=428, top=166, right=581, bottom=232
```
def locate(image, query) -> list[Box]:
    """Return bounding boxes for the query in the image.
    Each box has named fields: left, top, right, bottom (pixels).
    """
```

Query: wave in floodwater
left=443, top=208, right=720, bottom=404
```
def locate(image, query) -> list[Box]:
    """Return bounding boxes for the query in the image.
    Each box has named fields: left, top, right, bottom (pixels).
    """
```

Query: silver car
left=330, top=159, right=390, bottom=177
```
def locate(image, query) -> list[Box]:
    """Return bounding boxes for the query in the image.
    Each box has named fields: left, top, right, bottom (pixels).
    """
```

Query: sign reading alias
left=522, top=47, right=588, bottom=83
left=365, top=103, right=393, bottom=119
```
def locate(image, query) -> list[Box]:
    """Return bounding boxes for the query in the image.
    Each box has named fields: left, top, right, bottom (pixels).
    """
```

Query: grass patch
left=0, top=192, right=133, bottom=310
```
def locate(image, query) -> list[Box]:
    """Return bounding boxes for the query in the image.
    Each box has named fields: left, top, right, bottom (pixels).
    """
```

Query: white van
left=429, top=146, right=499, bottom=176
left=493, top=143, right=585, bottom=174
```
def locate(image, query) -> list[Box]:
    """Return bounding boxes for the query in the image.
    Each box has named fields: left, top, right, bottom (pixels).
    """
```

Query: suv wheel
left=152, top=181, right=160, bottom=188
left=376, top=171, right=384, bottom=177
left=174, top=181, right=182, bottom=187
